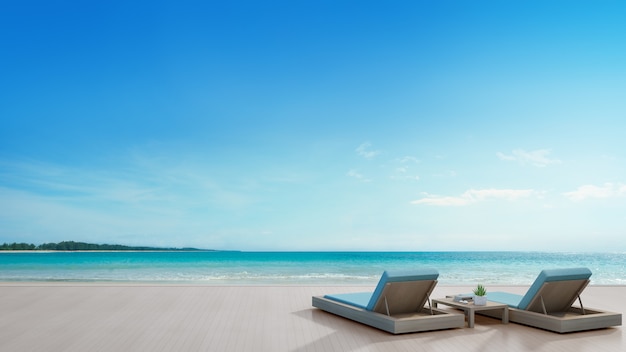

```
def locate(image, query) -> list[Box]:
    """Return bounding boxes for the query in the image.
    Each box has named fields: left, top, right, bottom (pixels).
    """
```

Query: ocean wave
left=2, top=251, right=626, bottom=285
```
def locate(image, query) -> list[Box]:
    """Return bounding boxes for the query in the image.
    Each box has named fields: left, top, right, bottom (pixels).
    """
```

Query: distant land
left=0, top=241, right=212, bottom=251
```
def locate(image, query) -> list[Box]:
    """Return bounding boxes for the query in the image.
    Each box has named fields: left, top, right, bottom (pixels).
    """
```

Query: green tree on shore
left=0, top=241, right=207, bottom=251
left=0, top=242, right=37, bottom=250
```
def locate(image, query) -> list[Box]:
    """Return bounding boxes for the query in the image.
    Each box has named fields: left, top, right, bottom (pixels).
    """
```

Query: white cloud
left=563, top=183, right=626, bottom=201
left=390, top=156, right=420, bottom=181
left=496, top=149, right=561, bottom=167
left=495, top=152, right=516, bottom=161
left=411, top=188, right=536, bottom=206
left=433, top=170, right=457, bottom=178
left=411, top=195, right=471, bottom=206
left=391, top=174, right=420, bottom=181
left=355, top=142, right=380, bottom=159
left=464, top=189, right=536, bottom=201
left=397, top=156, right=420, bottom=164
left=347, top=169, right=371, bottom=182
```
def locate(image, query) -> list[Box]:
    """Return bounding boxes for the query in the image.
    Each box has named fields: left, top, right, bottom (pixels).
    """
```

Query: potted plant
left=473, top=284, right=488, bottom=306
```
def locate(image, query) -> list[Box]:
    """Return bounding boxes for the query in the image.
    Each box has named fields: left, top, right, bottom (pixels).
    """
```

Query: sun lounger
left=312, top=269, right=464, bottom=334
left=484, top=267, right=622, bottom=333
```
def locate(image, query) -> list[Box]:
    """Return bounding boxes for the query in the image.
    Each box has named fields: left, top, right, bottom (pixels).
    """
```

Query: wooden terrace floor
left=0, top=284, right=623, bottom=351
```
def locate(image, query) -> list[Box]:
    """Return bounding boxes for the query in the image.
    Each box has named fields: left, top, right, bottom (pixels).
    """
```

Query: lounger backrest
left=518, top=268, right=592, bottom=313
left=367, top=269, right=439, bottom=315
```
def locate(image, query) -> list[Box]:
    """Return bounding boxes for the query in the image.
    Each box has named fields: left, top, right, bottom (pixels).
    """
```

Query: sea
left=1, top=251, right=625, bottom=285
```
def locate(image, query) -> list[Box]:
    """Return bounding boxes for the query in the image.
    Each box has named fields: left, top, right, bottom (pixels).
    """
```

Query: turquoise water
left=1, top=251, right=625, bottom=285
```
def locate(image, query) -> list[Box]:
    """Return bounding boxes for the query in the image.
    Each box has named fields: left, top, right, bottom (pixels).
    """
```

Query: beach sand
left=0, top=283, right=623, bottom=351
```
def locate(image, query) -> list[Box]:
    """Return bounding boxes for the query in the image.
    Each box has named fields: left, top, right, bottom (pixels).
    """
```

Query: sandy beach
left=0, top=283, right=623, bottom=351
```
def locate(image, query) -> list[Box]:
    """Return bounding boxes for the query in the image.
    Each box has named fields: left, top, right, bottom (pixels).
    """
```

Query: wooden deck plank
left=0, top=283, right=623, bottom=351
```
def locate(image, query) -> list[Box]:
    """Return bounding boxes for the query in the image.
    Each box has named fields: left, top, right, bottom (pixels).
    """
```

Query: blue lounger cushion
left=324, top=292, right=372, bottom=310
left=489, top=267, right=592, bottom=310
left=488, top=292, right=524, bottom=308
left=324, top=269, right=439, bottom=311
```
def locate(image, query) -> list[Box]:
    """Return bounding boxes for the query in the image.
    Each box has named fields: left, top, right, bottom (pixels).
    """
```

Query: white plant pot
left=474, top=295, right=487, bottom=306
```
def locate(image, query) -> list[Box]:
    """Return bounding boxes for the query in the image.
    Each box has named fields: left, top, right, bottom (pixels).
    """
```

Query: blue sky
left=1, top=1, right=625, bottom=251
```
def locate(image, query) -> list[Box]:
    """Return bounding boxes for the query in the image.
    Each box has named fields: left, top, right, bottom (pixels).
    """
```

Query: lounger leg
left=577, top=295, right=586, bottom=315
left=384, top=296, right=390, bottom=316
